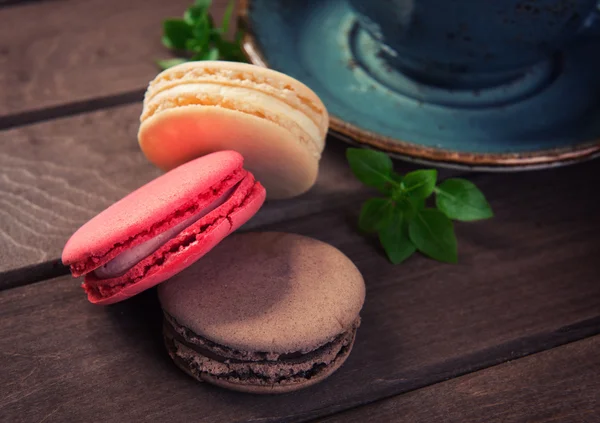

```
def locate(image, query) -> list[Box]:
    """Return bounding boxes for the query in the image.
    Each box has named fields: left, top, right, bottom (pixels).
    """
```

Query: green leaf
left=192, top=15, right=212, bottom=48
left=215, top=40, right=246, bottom=61
left=383, top=172, right=404, bottom=196
left=409, top=195, right=426, bottom=211
left=358, top=198, right=393, bottom=233
left=391, top=172, right=404, bottom=183
left=435, top=178, right=494, bottom=221
left=185, top=38, right=202, bottom=52
left=162, top=19, right=193, bottom=50
left=194, top=0, right=212, bottom=7
left=156, top=58, right=188, bottom=70
left=235, top=28, right=244, bottom=44
left=402, top=169, right=437, bottom=199
left=221, top=0, right=235, bottom=34
left=184, top=5, right=208, bottom=25
left=207, top=14, right=216, bottom=30
left=378, top=211, right=416, bottom=264
left=346, top=148, right=395, bottom=192
left=409, top=209, right=457, bottom=263
left=394, top=194, right=426, bottom=220
left=192, top=47, right=220, bottom=61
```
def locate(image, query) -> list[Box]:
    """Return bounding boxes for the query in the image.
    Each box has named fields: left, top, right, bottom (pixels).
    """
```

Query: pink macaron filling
left=93, top=185, right=236, bottom=279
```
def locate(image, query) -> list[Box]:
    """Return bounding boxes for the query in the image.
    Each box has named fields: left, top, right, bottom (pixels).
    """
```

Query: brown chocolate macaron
left=157, top=232, right=365, bottom=394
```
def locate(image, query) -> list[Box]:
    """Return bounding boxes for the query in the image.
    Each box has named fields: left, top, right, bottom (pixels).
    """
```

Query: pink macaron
left=62, top=151, right=266, bottom=305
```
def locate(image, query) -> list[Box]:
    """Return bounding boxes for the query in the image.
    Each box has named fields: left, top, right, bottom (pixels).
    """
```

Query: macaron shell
left=138, top=61, right=329, bottom=200
left=172, top=333, right=356, bottom=394
left=86, top=215, right=232, bottom=305
left=84, top=176, right=266, bottom=305
left=138, top=106, right=319, bottom=199
left=62, top=151, right=245, bottom=271
left=143, top=61, right=328, bottom=135
left=158, top=232, right=366, bottom=353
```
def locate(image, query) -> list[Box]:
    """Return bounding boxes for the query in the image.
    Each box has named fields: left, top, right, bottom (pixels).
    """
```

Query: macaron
left=137, top=61, right=329, bottom=199
left=158, top=232, right=365, bottom=394
left=62, top=151, right=265, bottom=305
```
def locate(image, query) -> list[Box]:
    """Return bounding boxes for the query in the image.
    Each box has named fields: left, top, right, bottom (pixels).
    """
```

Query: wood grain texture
left=0, top=0, right=230, bottom=120
left=1, top=103, right=429, bottom=277
left=320, top=336, right=600, bottom=423
left=0, top=160, right=599, bottom=422
left=0, top=100, right=459, bottom=279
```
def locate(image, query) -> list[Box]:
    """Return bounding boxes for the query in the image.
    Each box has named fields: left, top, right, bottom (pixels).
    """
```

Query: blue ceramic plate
left=240, top=0, right=600, bottom=170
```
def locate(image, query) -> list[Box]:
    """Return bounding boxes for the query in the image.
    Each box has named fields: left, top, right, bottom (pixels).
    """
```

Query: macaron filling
left=93, top=185, right=236, bottom=279
left=144, top=84, right=323, bottom=147
left=163, top=313, right=360, bottom=387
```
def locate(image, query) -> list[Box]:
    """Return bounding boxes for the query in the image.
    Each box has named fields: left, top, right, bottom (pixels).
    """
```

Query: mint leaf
left=192, top=15, right=211, bottom=47
left=378, top=211, right=416, bottom=264
left=391, top=172, right=404, bottom=184
left=221, top=0, right=235, bottom=34
left=159, top=0, right=246, bottom=69
left=394, top=195, right=425, bottom=220
left=403, top=169, right=437, bottom=199
left=192, top=47, right=219, bottom=61
left=409, top=209, right=457, bottom=263
left=185, top=38, right=203, bottom=52
left=162, top=19, right=193, bottom=50
left=346, top=148, right=395, bottom=192
left=383, top=172, right=404, bottom=196
left=359, top=198, right=393, bottom=233
left=216, top=39, right=246, bottom=61
left=435, top=178, right=493, bottom=221
left=194, top=0, right=212, bottom=7
left=184, top=5, right=208, bottom=25
left=409, top=195, right=426, bottom=211
left=156, top=58, right=187, bottom=70
left=235, top=28, right=244, bottom=44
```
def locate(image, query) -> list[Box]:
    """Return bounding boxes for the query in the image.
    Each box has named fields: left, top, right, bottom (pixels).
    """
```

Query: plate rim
left=238, top=0, right=600, bottom=168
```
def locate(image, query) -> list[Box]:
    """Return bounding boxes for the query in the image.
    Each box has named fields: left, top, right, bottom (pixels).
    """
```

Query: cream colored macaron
left=138, top=61, right=329, bottom=199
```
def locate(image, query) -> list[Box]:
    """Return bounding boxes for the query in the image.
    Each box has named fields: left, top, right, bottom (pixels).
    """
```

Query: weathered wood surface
left=0, top=0, right=186, bottom=119
left=320, top=336, right=600, bottom=423
left=2, top=1, right=600, bottom=422
left=0, top=101, right=457, bottom=280
left=0, top=0, right=457, bottom=281
left=0, top=0, right=231, bottom=124
left=0, top=104, right=362, bottom=277
left=1, top=160, right=599, bottom=422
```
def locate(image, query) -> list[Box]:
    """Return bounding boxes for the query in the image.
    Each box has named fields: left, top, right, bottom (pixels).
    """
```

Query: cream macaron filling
left=93, top=185, right=236, bottom=279
left=143, top=84, right=323, bottom=157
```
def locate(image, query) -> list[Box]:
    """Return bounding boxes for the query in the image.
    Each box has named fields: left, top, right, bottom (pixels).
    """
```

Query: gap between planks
left=1, top=169, right=599, bottom=422
left=298, top=316, right=600, bottom=423
left=1, top=265, right=599, bottom=422
left=0, top=167, right=478, bottom=291
left=0, top=0, right=47, bottom=8
left=0, top=90, right=145, bottom=131
left=250, top=317, right=600, bottom=423
left=312, top=334, right=600, bottom=423
left=0, top=100, right=473, bottom=288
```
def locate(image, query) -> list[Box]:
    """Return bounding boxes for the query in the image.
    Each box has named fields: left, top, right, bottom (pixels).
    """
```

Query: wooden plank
left=0, top=1, right=41, bottom=7
left=0, top=0, right=229, bottom=123
left=320, top=336, right=600, bottom=423
left=0, top=103, right=402, bottom=277
left=0, top=0, right=458, bottom=281
left=1, top=161, right=599, bottom=422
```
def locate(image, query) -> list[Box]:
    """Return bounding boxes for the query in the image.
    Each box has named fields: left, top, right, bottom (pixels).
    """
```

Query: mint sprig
left=346, top=148, right=493, bottom=264
left=157, top=0, right=246, bottom=70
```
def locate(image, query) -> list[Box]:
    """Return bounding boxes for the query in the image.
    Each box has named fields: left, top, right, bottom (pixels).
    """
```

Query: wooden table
left=1, top=1, right=599, bottom=422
